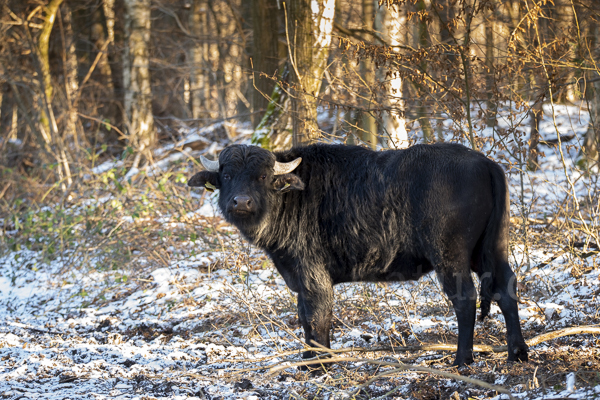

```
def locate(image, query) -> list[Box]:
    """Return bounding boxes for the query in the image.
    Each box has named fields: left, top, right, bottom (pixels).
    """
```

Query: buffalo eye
left=223, top=173, right=231, bottom=180
left=260, top=174, right=267, bottom=181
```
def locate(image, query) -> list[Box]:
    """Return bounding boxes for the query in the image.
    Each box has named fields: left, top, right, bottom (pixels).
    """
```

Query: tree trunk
left=527, top=97, right=544, bottom=171
left=251, top=65, right=292, bottom=151
left=61, top=2, right=80, bottom=151
left=288, top=0, right=336, bottom=146
left=555, top=0, right=577, bottom=103
left=37, top=0, right=72, bottom=188
left=580, top=77, right=600, bottom=169
left=578, top=22, right=600, bottom=169
left=251, top=0, right=280, bottom=127
left=416, top=0, right=434, bottom=142
left=376, top=1, right=408, bottom=149
left=100, top=0, right=125, bottom=149
left=91, top=5, right=113, bottom=90
left=189, top=0, right=209, bottom=122
left=38, top=0, right=64, bottom=142
left=359, top=0, right=377, bottom=149
left=123, top=0, right=155, bottom=164
left=485, top=7, right=497, bottom=128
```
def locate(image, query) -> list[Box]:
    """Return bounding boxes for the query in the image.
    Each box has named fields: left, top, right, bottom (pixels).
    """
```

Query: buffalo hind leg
left=494, top=260, right=528, bottom=362
left=297, top=277, right=334, bottom=369
left=438, top=269, right=477, bottom=366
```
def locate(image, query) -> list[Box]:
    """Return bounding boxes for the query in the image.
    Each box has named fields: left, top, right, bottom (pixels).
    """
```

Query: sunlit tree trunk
left=123, top=0, right=155, bottom=166
left=38, top=0, right=64, bottom=143
left=251, top=0, right=280, bottom=127
left=359, top=0, right=377, bottom=149
left=38, top=0, right=72, bottom=187
left=189, top=0, right=209, bottom=122
left=288, top=0, right=336, bottom=145
left=376, top=2, right=408, bottom=149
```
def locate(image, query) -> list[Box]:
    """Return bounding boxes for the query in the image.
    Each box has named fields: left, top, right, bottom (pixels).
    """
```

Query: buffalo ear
left=273, top=174, right=304, bottom=193
left=188, top=171, right=220, bottom=190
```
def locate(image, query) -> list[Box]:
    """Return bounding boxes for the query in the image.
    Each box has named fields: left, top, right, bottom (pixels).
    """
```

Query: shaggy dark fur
left=188, top=143, right=528, bottom=366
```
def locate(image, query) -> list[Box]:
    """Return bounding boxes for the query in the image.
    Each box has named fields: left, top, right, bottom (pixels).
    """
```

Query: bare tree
left=251, top=0, right=280, bottom=126
left=287, top=0, right=335, bottom=145
left=189, top=0, right=210, bottom=122
left=123, top=0, right=155, bottom=167
left=358, top=0, right=377, bottom=149
left=60, top=2, right=80, bottom=152
left=376, top=2, right=408, bottom=149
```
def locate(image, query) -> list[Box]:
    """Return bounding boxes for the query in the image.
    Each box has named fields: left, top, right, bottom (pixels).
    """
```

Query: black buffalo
left=188, top=143, right=528, bottom=366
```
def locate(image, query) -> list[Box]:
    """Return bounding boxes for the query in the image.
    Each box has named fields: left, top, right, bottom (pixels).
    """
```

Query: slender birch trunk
left=288, top=0, right=336, bottom=145
left=416, top=0, right=433, bottom=142
left=359, top=0, right=377, bottom=149
left=376, top=2, right=408, bottom=149
left=123, top=0, right=155, bottom=165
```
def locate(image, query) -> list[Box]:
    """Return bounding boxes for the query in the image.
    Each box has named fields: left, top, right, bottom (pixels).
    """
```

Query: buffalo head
left=188, top=145, right=304, bottom=226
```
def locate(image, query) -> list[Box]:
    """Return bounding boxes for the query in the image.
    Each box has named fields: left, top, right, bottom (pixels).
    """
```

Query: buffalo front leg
left=438, top=269, right=477, bottom=366
left=297, top=274, right=334, bottom=363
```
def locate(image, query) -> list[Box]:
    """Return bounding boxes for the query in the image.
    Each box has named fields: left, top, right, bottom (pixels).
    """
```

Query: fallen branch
left=261, top=327, right=598, bottom=399
left=227, top=325, right=600, bottom=377
left=267, top=356, right=515, bottom=399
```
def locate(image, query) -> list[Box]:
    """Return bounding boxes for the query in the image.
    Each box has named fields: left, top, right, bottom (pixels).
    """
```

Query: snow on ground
left=1, top=105, right=600, bottom=399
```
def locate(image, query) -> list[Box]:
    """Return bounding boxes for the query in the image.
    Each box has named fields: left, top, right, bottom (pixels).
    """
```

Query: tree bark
left=416, top=0, right=433, bottom=142
left=359, top=0, right=377, bottom=149
left=123, top=0, right=155, bottom=164
left=91, top=5, right=113, bottom=91
left=485, top=7, right=496, bottom=127
left=251, top=0, right=280, bottom=127
left=61, top=2, right=80, bottom=151
left=555, top=0, right=577, bottom=103
left=36, top=0, right=72, bottom=187
left=527, top=97, right=544, bottom=171
left=38, top=0, right=64, bottom=142
left=288, top=0, right=336, bottom=146
left=103, top=0, right=125, bottom=146
left=578, top=20, right=600, bottom=169
left=189, top=0, right=209, bottom=122
left=376, top=2, right=408, bottom=149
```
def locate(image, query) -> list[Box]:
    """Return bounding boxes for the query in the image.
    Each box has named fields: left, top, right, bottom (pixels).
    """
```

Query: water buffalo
left=188, top=143, right=528, bottom=366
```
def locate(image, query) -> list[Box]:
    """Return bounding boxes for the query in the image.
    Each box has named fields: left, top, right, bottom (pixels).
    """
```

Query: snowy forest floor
left=1, top=106, right=600, bottom=400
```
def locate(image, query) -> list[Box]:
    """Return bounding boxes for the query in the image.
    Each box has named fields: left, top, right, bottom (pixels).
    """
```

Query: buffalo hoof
left=452, top=356, right=474, bottom=367
left=299, top=362, right=329, bottom=374
left=507, top=347, right=528, bottom=362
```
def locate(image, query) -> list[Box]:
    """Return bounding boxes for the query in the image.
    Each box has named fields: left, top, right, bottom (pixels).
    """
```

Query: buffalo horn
left=273, top=157, right=302, bottom=175
left=200, top=155, right=219, bottom=172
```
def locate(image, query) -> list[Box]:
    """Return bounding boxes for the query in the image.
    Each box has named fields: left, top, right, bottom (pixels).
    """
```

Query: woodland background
left=0, top=1, right=600, bottom=399
left=1, top=0, right=600, bottom=177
